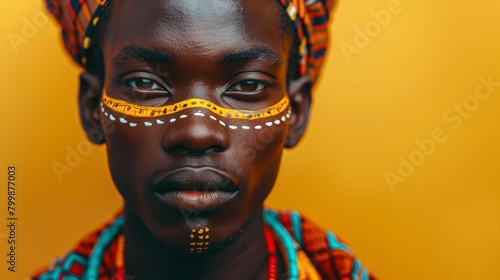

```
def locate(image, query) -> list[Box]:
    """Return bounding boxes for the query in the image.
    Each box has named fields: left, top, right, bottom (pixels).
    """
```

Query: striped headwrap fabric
left=45, top=0, right=335, bottom=84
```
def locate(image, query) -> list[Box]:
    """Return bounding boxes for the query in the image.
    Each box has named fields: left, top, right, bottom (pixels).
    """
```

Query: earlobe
left=79, top=72, right=105, bottom=144
left=285, top=75, right=312, bottom=148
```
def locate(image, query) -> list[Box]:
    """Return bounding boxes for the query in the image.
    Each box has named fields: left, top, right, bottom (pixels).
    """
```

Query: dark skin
left=78, top=0, right=312, bottom=279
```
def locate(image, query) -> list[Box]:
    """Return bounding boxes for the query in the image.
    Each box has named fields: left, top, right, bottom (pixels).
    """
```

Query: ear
left=285, top=75, right=312, bottom=148
left=79, top=71, right=105, bottom=144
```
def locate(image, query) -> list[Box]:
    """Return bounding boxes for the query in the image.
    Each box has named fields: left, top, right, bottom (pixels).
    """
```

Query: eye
left=127, top=78, right=165, bottom=92
left=227, top=80, right=268, bottom=93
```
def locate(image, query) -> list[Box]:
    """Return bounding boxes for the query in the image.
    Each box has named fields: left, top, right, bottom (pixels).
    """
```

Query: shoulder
left=32, top=212, right=124, bottom=280
left=264, top=209, right=377, bottom=280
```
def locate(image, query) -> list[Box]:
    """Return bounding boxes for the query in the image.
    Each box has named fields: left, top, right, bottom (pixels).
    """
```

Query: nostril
left=207, top=146, right=225, bottom=154
left=166, top=144, right=226, bottom=155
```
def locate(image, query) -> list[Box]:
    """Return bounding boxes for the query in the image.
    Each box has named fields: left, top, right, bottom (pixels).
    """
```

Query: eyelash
left=226, top=79, right=270, bottom=93
left=126, top=78, right=167, bottom=92
left=124, top=77, right=270, bottom=94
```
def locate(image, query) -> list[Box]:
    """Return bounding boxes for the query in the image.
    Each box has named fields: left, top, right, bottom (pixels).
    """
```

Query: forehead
left=104, top=0, right=286, bottom=62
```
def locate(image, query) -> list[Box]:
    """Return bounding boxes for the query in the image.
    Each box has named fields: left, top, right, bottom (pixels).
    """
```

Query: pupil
left=241, top=80, right=258, bottom=91
left=139, top=79, right=152, bottom=89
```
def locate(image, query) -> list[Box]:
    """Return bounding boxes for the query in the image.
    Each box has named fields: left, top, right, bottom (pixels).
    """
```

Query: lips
left=151, top=167, right=240, bottom=211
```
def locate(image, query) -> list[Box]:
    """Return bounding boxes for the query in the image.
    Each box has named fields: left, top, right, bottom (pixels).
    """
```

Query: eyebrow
left=112, top=45, right=176, bottom=66
left=112, top=45, right=282, bottom=67
left=218, top=46, right=282, bottom=66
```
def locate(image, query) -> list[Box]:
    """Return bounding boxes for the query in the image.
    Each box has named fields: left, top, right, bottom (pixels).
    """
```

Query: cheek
left=100, top=113, right=164, bottom=204
left=230, top=121, right=289, bottom=198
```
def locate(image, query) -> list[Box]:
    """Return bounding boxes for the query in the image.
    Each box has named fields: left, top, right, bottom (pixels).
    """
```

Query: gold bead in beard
left=189, top=224, right=210, bottom=253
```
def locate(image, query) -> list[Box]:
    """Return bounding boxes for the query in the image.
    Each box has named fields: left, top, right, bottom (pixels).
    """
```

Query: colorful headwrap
left=46, top=0, right=335, bottom=84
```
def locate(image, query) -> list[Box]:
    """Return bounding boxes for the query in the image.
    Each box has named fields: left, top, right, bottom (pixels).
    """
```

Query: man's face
left=99, top=0, right=295, bottom=253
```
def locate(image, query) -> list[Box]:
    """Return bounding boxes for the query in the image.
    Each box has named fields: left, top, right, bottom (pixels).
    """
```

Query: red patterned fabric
left=32, top=209, right=376, bottom=280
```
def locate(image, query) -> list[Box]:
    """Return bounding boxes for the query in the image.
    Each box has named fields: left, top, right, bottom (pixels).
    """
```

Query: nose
left=161, top=112, right=230, bottom=154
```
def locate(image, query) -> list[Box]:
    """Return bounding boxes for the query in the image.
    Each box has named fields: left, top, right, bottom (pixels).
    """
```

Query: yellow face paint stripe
left=101, top=90, right=290, bottom=120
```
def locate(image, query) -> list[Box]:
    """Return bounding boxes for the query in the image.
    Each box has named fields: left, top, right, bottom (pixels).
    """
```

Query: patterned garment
left=45, top=0, right=335, bottom=85
left=32, top=209, right=376, bottom=280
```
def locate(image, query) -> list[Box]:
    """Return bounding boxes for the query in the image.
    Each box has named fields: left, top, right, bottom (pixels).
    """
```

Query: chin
left=152, top=227, right=244, bottom=256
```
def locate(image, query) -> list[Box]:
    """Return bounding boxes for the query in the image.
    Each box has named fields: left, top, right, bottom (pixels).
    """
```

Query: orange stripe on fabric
left=81, top=1, right=92, bottom=19
left=299, top=0, right=305, bottom=19
left=75, top=20, right=85, bottom=36
left=311, top=33, right=328, bottom=43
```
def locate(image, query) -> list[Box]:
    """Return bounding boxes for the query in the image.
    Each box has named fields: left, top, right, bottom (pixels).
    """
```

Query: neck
left=123, top=206, right=270, bottom=280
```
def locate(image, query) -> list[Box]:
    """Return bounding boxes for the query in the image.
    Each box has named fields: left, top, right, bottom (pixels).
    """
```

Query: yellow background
left=1, top=0, right=500, bottom=279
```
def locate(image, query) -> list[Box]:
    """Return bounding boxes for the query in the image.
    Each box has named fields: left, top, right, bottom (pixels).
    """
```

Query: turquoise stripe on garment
left=290, top=210, right=303, bottom=247
left=85, top=215, right=125, bottom=279
left=361, top=266, right=369, bottom=280
left=39, top=265, right=62, bottom=280
left=39, top=258, right=64, bottom=280
left=263, top=210, right=299, bottom=280
left=62, top=253, right=87, bottom=271
left=351, top=259, right=369, bottom=280
left=62, top=275, right=81, bottom=280
left=352, top=260, right=360, bottom=280
left=326, top=231, right=351, bottom=252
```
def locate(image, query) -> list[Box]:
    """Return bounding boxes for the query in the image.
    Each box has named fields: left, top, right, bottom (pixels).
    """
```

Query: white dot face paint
left=99, top=94, right=291, bottom=131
